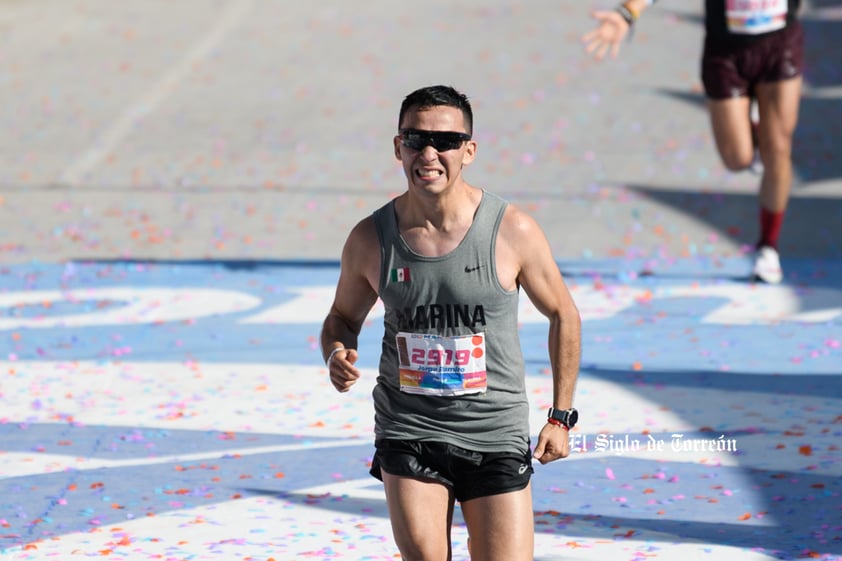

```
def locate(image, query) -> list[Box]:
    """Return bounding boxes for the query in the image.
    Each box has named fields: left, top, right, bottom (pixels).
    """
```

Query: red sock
left=758, top=207, right=784, bottom=249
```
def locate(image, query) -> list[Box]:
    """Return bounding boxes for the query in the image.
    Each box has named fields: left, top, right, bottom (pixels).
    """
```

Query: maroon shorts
left=701, top=21, right=804, bottom=100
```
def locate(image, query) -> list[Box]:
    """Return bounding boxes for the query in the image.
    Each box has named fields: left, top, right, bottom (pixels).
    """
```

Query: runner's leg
left=707, top=95, right=754, bottom=171
left=460, top=484, right=534, bottom=561
left=755, top=75, right=801, bottom=215
left=382, top=472, right=455, bottom=561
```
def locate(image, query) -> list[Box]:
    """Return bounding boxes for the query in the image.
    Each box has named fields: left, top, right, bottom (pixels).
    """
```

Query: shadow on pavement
left=624, top=183, right=842, bottom=258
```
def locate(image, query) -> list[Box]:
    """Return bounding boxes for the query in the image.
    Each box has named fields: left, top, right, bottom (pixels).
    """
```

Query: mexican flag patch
left=390, top=267, right=411, bottom=283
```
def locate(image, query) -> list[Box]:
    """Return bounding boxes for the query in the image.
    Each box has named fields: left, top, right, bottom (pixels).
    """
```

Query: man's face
left=394, top=105, right=476, bottom=194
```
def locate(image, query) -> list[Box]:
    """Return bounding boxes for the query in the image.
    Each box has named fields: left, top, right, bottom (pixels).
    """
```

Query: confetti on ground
left=0, top=260, right=839, bottom=560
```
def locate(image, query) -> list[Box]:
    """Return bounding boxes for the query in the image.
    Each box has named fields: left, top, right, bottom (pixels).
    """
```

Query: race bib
left=726, top=0, right=787, bottom=35
left=396, top=332, right=487, bottom=396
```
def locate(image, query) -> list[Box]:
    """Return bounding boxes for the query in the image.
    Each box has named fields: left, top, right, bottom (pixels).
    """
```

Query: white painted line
left=58, top=0, right=254, bottom=186
left=0, top=439, right=364, bottom=479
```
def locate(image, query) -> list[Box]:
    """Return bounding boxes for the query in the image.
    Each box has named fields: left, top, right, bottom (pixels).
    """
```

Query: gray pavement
left=0, top=0, right=840, bottom=263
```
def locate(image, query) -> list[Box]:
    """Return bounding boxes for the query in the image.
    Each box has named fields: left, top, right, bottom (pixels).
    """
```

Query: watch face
left=549, top=407, right=578, bottom=428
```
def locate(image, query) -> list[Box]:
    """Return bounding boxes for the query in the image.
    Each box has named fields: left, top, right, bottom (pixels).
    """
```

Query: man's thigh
left=707, top=95, right=754, bottom=170
left=756, top=76, right=802, bottom=148
left=381, top=472, right=455, bottom=561
left=460, top=483, right=534, bottom=561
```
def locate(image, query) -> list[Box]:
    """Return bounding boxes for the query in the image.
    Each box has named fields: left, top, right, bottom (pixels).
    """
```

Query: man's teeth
left=418, top=170, right=442, bottom=177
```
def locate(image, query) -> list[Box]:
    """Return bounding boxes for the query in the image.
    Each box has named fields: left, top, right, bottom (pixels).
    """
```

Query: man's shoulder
left=498, top=200, right=539, bottom=232
left=341, top=216, right=381, bottom=282
left=347, top=214, right=378, bottom=246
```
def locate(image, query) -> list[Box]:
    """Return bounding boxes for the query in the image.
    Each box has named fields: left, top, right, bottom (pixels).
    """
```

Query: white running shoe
left=752, top=246, right=783, bottom=284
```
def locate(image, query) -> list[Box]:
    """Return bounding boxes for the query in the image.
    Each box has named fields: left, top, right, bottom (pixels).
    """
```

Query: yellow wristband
left=623, top=1, right=640, bottom=20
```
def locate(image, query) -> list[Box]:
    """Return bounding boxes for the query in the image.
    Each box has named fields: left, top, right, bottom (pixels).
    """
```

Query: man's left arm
left=505, top=208, right=582, bottom=464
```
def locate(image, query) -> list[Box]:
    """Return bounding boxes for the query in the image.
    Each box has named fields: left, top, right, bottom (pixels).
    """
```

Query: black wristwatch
left=548, top=407, right=578, bottom=429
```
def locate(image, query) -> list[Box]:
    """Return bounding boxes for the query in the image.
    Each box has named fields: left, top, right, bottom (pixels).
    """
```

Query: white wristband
left=326, top=347, right=345, bottom=367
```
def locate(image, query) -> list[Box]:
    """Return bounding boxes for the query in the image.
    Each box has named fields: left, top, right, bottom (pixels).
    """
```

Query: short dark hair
left=398, top=85, right=473, bottom=135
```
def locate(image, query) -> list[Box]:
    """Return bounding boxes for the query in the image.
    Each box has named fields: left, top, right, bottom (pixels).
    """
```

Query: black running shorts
left=370, top=439, right=533, bottom=502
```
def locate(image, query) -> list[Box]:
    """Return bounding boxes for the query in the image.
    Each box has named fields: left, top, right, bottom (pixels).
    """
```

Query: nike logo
left=464, top=265, right=483, bottom=273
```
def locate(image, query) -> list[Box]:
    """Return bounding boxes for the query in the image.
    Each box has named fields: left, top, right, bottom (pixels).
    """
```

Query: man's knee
left=758, top=134, right=793, bottom=166
left=719, top=149, right=753, bottom=172
left=393, top=539, right=449, bottom=561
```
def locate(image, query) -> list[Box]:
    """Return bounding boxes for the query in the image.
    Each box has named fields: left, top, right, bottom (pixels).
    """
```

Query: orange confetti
left=738, top=513, right=751, bottom=521
left=798, top=445, right=813, bottom=456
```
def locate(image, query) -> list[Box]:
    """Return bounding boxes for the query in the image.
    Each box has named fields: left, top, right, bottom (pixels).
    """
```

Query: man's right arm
left=320, top=217, right=380, bottom=393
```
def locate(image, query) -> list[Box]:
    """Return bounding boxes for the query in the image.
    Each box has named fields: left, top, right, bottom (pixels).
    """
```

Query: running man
left=583, top=0, right=804, bottom=283
left=320, top=85, right=582, bottom=561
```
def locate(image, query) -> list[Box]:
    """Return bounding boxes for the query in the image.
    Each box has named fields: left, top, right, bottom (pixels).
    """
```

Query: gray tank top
left=372, top=190, right=529, bottom=454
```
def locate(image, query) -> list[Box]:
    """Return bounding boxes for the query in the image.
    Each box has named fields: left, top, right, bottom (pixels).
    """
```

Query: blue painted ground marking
left=0, top=260, right=839, bottom=559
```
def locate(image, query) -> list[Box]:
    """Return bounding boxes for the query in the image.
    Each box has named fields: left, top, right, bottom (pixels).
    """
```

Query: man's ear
left=462, top=139, right=477, bottom=165
left=393, top=136, right=402, bottom=161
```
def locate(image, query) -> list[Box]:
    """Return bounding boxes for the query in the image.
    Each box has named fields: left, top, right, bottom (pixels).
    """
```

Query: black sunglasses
left=399, top=129, right=472, bottom=152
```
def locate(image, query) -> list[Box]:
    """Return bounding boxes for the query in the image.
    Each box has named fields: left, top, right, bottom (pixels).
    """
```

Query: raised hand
left=582, top=10, right=631, bottom=60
